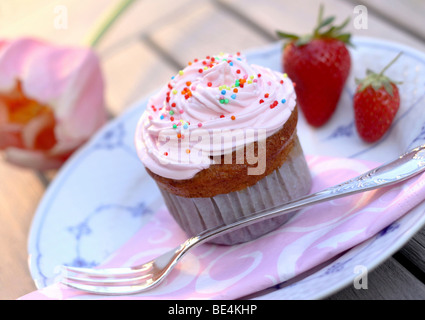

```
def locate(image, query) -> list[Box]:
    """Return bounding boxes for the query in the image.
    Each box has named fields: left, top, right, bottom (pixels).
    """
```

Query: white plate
left=28, top=37, right=425, bottom=299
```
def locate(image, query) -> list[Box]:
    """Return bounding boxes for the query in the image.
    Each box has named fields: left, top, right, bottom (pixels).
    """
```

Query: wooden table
left=1, top=0, right=425, bottom=300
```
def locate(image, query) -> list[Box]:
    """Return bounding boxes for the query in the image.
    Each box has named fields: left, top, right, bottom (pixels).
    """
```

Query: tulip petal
left=0, top=125, right=23, bottom=149
left=0, top=38, right=47, bottom=92
left=0, top=99, right=8, bottom=125
left=4, top=147, right=67, bottom=170
left=19, top=41, right=107, bottom=142
left=21, top=112, right=56, bottom=150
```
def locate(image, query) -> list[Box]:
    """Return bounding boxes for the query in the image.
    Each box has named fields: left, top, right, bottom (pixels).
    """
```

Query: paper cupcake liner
left=159, top=135, right=312, bottom=245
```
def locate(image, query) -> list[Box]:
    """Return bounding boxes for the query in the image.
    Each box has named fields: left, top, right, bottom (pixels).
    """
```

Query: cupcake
left=135, top=52, right=311, bottom=245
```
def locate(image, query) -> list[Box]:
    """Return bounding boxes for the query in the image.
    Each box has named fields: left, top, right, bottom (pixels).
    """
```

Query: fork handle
left=187, top=144, right=425, bottom=247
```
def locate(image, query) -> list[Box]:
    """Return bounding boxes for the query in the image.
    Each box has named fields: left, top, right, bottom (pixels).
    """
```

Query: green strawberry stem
left=379, top=52, right=403, bottom=76
left=356, top=52, right=403, bottom=95
left=276, top=4, right=352, bottom=46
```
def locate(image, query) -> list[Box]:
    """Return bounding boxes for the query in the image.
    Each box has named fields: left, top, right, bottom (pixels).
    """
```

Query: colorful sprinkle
left=231, top=115, right=236, bottom=120
left=231, top=94, right=237, bottom=99
left=270, top=100, right=279, bottom=109
left=281, top=99, right=287, bottom=104
left=198, top=123, right=203, bottom=128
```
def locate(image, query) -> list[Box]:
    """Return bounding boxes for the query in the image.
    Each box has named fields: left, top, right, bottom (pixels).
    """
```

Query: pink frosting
left=135, top=53, right=296, bottom=180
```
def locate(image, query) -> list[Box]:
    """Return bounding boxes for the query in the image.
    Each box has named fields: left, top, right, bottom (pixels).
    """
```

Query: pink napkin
left=19, top=155, right=425, bottom=300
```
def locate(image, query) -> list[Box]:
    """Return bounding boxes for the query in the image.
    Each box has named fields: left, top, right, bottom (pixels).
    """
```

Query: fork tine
left=64, top=272, right=153, bottom=286
left=60, top=244, right=188, bottom=295
left=61, top=262, right=152, bottom=279
left=61, top=280, right=158, bottom=296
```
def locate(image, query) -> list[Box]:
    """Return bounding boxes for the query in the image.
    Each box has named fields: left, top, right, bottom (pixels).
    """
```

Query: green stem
left=314, top=4, right=324, bottom=38
left=379, top=52, right=403, bottom=76
left=85, top=0, right=138, bottom=48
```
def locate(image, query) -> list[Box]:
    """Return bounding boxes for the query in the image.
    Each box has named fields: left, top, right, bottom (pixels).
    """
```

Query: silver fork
left=61, top=144, right=425, bottom=295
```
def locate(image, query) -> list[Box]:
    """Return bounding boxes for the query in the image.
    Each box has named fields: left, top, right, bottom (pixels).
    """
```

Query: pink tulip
left=0, top=38, right=107, bottom=170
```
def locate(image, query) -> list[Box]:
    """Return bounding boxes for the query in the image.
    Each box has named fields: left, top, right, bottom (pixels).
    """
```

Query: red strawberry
left=354, top=52, right=402, bottom=143
left=277, top=6, right=351, bottom=127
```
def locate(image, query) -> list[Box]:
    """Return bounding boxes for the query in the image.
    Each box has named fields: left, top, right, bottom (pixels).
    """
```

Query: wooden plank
left=0, top=162, right=45, bottom=299
left=0, top=0, right=116, bottom=46
left=149, top=0, right=271, bottom=67
left=100, top=40, right=177, bottom=115
left=218, top=0, right=425, bottom=52
left=352, top=0, right=425, bottom=43
left=327, top=257, right=425, bottom=299
left=397, top=229, right=425, bottom=277
left=94, top=0, right=196, bottom=53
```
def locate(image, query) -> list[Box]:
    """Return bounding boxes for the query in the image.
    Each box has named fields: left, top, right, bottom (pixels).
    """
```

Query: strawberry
left=276, top=5, right=352, bottom=127
left=353, top=52, right=402, bottom=143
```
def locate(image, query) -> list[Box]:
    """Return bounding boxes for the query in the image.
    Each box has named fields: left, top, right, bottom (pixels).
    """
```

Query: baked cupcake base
left=159, top=134, right=311, bottom=245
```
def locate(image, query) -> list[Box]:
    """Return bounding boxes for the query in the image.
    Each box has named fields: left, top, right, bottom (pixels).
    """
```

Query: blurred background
left=1, top=0, right=425, bottom=300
